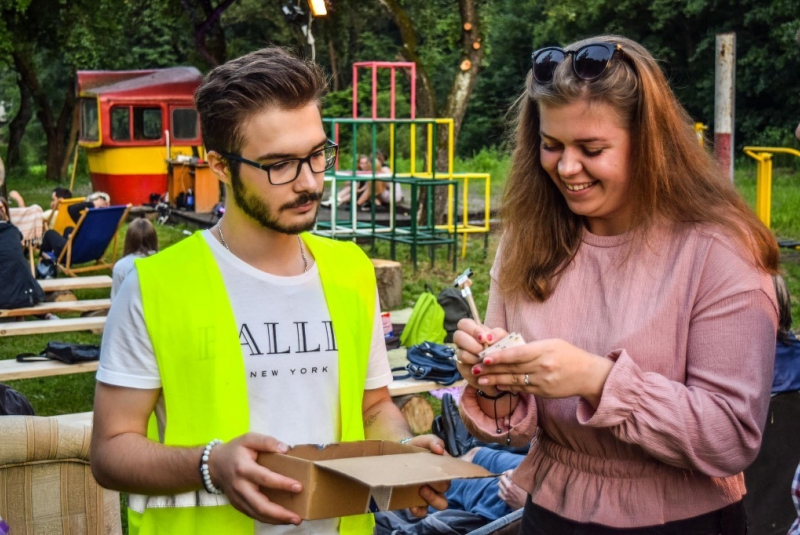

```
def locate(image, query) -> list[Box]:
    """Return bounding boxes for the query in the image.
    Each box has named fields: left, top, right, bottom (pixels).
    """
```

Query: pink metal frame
left=351, top=61, right=417, bottom=119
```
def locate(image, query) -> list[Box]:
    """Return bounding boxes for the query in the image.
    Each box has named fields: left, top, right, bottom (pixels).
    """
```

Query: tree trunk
left=393, top=394, right=435, bottom=434
left=371, top=258, right=403, bottom=310
left=6, top=79, right=33, bottom=172
left=434, top=0, right=484, bottom=222
left=13, top=48, right=75, bottom=182
left=181, top=0, right=235, bottom=67
left=327, top=28, right=340, bottom=92
left=380, top=0, right=485, bottom=225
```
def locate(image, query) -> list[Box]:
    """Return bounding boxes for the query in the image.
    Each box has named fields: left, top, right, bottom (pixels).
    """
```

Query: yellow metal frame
left=743, top=146, right=800, bottom=229
left=405, top=118, right=490, bottom=256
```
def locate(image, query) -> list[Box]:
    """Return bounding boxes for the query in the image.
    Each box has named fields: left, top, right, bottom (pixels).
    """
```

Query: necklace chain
left=216, top=220, right=308, bottom=273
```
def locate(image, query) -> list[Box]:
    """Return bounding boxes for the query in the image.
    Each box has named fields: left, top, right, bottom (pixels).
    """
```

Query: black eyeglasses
left=220, top=140, right=339, bottom=185
left=531, top=43, right=622, bottom=84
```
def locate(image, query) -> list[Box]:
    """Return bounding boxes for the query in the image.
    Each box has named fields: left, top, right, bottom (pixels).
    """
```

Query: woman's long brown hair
left=500, top=35, right=779, bottom=302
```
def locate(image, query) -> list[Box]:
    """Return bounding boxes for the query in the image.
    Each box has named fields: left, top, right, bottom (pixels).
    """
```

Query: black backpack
left=437, top=287, right=472, bottom=343
left=0, top=223, right=44, bottom=308
left=0, top=382, right=35, bottom=415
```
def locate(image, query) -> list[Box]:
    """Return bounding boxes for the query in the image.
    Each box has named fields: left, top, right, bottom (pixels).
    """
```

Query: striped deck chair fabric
left=9, top=205, right=44, bottom=274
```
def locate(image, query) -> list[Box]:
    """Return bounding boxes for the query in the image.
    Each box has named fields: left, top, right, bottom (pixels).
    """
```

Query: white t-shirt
left=110, top=252, right=147, bottom=301
left=98, top=230, right=393, bottom=534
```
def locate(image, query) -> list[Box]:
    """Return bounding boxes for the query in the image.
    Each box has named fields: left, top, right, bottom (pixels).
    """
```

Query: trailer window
left=80, top=99, right=99, bottom=142
left=134, top=107, right=162, bottom=140
left=111, top=107, right=131, bottom=141
left=172, top=108, right=198, bottom=140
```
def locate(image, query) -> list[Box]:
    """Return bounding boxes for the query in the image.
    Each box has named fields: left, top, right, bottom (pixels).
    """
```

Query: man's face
left=50, top=192, right=58, bottom=210
left=228, top=103, right=326, bottom=235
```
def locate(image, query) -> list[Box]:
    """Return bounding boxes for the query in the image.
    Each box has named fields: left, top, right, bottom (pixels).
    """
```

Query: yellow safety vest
left=130, top=231, right=376, bottom=534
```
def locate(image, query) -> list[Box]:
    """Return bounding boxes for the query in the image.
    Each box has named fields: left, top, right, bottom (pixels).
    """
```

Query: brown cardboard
left=256, top=440, right=493, bottom=520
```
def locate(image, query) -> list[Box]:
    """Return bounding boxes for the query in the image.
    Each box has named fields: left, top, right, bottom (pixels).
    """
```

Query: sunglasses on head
left=531, top=42, right=623, bottom=84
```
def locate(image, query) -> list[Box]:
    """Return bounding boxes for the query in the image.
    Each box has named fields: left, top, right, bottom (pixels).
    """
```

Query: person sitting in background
left=331, top=154, right=388, bottom=211
left=111, top=218, right=158, bottom=301
left=43, top=187, right=73, bottom=227
left=39, top=191, right=109, bottom=260
left=375, top=149, right=404, bottom=206
left=0, top=196, right=44, bottom=310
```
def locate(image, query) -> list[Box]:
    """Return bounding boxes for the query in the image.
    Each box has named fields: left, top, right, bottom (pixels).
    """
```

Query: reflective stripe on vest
left=130, top=231, right=376, bottom=534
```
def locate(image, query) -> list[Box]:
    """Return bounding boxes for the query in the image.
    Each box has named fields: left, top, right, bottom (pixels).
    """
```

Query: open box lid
left=314, top=452, right=492, bottom=487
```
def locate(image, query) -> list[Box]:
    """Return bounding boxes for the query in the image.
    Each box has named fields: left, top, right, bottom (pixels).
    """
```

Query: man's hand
left=207, top=433, right=303, bottom=525
left=405, top=434, right=450, bottom=517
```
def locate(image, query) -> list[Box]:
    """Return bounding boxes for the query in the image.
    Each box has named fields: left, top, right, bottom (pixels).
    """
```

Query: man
left=90, top=47, right=447, bottom=535
left=39, top=191, right=109, bottom=260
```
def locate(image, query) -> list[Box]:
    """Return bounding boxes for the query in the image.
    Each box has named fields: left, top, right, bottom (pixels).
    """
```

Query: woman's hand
left=452, top=318, right=508, bottom=394
left=497, top=470, right=527, bottom=510
left=474, top=338, right=613, bottom=407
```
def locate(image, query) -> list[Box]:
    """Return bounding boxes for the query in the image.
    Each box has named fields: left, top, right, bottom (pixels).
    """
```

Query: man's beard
left=230, top=170, right=322, bottom=234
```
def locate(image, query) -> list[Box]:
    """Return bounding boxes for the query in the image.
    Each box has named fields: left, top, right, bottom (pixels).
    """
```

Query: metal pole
left=714, top=33, right=736, bottom=182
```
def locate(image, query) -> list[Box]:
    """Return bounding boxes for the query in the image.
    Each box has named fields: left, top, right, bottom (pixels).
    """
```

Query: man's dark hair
left=53, top=187, right=72, bottom=200
left=194, top=47, right=327, bottom=162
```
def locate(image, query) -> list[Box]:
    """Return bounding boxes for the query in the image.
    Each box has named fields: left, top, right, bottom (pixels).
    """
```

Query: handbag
left=16, top=342, right=101, bottom=365
left=392, top=341, right=462, bottom=385
left=0, top=382, right=35, bottom=415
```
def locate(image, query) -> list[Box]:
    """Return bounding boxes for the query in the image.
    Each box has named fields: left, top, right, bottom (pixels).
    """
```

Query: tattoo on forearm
left=364, top=410, right=381, bottom=428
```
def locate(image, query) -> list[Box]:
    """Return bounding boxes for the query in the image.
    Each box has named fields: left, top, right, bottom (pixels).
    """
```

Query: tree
left=179, top=0, right=237, bottom=68
left=378, top=0, right=484, bottom=145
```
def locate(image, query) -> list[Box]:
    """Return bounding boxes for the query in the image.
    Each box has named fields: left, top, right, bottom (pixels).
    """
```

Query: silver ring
left=524, top=374, right=530, bottom=386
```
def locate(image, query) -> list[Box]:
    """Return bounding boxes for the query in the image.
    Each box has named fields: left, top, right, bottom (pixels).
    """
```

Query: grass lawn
left=2, top=159, right=799, bottom=417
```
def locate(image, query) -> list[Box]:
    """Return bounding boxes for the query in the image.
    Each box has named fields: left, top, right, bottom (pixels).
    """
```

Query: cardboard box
left=256, top=440, right=493, bottom=520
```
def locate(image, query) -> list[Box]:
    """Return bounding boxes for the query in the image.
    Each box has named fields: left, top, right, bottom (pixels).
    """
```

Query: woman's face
left=357, top=157, right=371, bottom=171
left=538, top=98, right=633, bottom=236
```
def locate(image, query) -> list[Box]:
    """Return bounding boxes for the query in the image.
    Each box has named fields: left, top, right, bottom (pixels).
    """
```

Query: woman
left=0, top=196, right=45, bottom=309
left=454, top=35, right=778, bottom=534
left=111, top=217, right=158, bottom=300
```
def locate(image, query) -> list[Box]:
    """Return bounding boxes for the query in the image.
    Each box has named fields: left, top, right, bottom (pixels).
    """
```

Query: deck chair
left=0, top=415, right=122, bottom=534
left=50, top=196, right=86, bottom=234
left=55, top=204, right=130, bottom=277
left=9, top=205, right=44, bottom=275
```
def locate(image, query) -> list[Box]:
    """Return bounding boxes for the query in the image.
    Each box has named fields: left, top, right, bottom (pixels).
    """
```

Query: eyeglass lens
left=573, top=45, right=614, bottom=80
left=270, top=145, right=338, bottom=184
left=533, top=49, right=565, bottom=84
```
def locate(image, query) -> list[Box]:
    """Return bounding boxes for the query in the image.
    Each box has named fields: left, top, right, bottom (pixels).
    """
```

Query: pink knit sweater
left=460, top=222, right=778, bottom=527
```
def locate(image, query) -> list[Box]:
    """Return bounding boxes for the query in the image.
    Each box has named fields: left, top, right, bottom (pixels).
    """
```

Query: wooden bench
left=0, top=358, right=100, bottom=382
left=0, top=316, right=106, bottom=337
left=0, top=298, right=111, bottom=318
left=39, top=275, right=112, bottom=293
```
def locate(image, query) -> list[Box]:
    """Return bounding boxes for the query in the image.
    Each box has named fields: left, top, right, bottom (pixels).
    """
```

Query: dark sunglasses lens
left=533, top=49, right=565, bottom=83
left=574, top=45, right=614, bottom=80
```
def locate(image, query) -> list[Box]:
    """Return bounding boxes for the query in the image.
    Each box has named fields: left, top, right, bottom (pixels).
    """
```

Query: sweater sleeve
left=577, top=238, right=777, bottom=476
left=460, top=270, right=539, bottom=447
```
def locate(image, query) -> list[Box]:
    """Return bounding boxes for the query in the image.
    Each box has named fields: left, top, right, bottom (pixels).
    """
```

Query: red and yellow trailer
left=77, top=67, right=205, bottom=206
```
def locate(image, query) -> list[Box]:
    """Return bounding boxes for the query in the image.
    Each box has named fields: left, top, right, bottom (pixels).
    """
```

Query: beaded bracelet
left=199, top=438, right=224, bottom=495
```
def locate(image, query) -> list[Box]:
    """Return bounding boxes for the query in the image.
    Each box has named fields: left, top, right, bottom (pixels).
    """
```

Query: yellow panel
left=86, top=146, right=197, bottom=175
